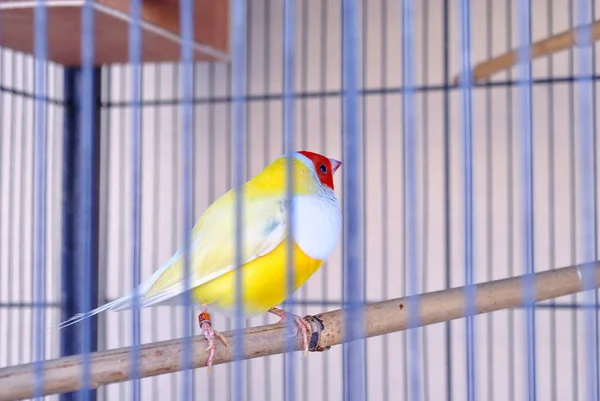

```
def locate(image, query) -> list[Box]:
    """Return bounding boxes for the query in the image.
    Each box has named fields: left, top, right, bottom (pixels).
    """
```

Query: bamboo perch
left=1, top=262, right=600, bottom=401
left=453, top=20, right=600, bottom=84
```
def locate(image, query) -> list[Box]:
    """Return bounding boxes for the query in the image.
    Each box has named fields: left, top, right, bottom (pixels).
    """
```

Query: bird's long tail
left=52, top=293, right=136, bottom=331
left=50, top=248, right=188, bottom=331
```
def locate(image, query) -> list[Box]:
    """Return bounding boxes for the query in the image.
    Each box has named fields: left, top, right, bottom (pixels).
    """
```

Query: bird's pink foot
left=268, top=307, right=311, bottom=356
left=198, top=311, right=229, bottom=375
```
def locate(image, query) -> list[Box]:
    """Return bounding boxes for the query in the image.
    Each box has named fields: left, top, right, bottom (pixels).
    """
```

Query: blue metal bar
left=128, top=0, right=142, bottom=398
left=59, top=67, right=102, bottom=401
left=282, top=1, right=296, bottom=400
left=33, top=0, right=48, bottom=399
left=77, top=1, right=97, bottom=400
left=178, top=0, right=194, bottom=399
left=231, top=1, right=247, bottom=400
left=342, top=1, right=366, bottom=400
left=300, top=1, right=310, bottom=397
left=515, top=1, right=537, bottom=401
left=592, top=2, right=600, bottom=397
left=458, top=1, right=476, bottom=400
left=574, top=1, right=600, bottom=401
left=401, top=1, right=421, bottom=401
left=243, top=10, right=253, bottom=399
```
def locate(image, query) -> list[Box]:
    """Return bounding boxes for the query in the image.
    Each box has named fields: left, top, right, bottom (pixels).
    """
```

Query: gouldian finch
left=57, top=150, right=342, bottom=372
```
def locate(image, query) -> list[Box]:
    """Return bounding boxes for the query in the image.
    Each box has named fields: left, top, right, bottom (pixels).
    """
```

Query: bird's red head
left=298, top=150, right=342, bottom=190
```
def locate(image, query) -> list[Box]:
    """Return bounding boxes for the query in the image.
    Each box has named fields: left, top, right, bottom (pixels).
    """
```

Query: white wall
left=0, top=51, right=64, bottom=376
left=2, top=0, right=600, bottom=400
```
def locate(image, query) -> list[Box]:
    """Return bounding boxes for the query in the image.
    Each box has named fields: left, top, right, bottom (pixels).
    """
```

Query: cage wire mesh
left=1, top=0, right=600, bottom=400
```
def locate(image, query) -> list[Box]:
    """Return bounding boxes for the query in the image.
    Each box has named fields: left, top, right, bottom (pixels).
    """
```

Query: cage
left=1, top=0, right=600, bottom=400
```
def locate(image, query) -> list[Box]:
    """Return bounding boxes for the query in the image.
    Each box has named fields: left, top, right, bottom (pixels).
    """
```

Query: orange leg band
left=198, top=311, right=211, bottom=327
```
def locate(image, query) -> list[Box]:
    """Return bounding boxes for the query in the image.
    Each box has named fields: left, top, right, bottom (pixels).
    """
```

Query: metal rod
left=59, top=67, right=102, bottom=401
left=99, top=74, right=600, bottom=108
left=3, top=261, right=600, bottom=401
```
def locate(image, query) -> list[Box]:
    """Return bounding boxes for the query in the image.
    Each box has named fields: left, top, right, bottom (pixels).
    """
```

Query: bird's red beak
left=329, top=158, right=342, bottom=174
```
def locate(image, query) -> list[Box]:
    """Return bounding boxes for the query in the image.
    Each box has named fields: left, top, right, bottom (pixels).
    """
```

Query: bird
left=55, top=150, right=343, bottom=373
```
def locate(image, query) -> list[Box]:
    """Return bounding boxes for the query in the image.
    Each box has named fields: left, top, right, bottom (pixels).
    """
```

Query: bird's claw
left=270, top=308, right=311, bottom=357
left=198, top=311, right=229, bottom=375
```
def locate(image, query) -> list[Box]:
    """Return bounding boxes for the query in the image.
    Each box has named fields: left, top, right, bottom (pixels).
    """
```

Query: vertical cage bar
left=574, top=1, right=599, bottom=400
left=515, top=1, right=537, bottom=401
left=78, top=0, right=98, bottom=399
left=243, top=5, right=253, bottom=399
left=231, top=1, right=247, bottom=400
left=178, top=0, right=194, bottom=398
left=458, top=0, right=476, bottom=400
left=300, top=0, right=309, bottom=395
left=401, top=1, right=420, bottom=401
left=32, top=0, right=48, bottom=399
left=128, top=0, right=143, bottom=399
left=282, top=0, right=297, bottom=400
left=360, top=1, right=369, bottom=392
left=593, top=2, right=600, bottom=395
left=341, top=0, right=366, bottom=401
left=59, top=66, right=102, bottom=401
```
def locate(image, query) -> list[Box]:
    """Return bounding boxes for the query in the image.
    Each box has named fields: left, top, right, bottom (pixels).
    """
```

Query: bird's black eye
left=320, top=164, right=327, bottom=174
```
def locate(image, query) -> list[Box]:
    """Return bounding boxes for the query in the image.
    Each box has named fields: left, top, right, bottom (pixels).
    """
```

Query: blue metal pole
left=59, top=66, right=102, bottom=401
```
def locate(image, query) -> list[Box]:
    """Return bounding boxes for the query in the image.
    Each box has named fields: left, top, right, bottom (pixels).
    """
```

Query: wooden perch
left=454, top=20, right=600, bottom=84
left=1, top=261, right=600, bottom=401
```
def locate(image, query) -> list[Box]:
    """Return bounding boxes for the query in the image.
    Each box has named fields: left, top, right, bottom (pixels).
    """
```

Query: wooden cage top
left=0, top=0, right=229, bottom=66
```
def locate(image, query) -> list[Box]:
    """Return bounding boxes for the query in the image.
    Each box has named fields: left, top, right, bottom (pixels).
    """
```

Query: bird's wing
left=135, top=190, right=289, bottom=307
